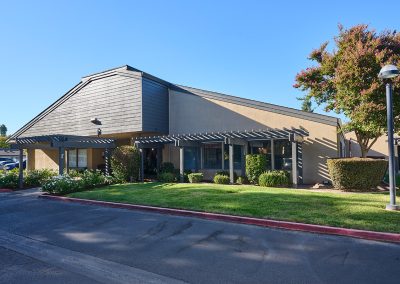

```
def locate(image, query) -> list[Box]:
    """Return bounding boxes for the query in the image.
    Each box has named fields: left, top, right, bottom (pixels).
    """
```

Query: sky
left=1, top=0, right=399, bottom=135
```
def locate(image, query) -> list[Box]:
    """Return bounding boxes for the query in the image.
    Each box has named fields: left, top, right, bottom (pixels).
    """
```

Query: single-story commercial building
left=9, top=65, right=345, bottom=185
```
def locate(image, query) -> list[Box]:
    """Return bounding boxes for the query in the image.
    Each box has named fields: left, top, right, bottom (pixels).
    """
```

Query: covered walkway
left=134, top=128, right=308, bottom=185
left=11, top=135, right=116, bottom=188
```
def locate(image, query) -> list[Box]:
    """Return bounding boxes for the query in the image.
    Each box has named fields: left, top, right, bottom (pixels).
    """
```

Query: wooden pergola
left=11, top=135, right=116, bottom=188
left=134, top=128, right=308, bottom=185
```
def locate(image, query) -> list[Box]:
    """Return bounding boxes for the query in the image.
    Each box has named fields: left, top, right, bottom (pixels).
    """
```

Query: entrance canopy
left=12, top=135, right=115, bottom=150
left=10, top=135, right=116, bottom=189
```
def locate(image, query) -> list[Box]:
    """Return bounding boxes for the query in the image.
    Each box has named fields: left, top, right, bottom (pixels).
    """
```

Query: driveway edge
left=39, top=194, right=400, bottom=243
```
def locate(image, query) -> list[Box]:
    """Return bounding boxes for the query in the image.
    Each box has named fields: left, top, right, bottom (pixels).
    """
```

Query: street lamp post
left=379, top=64, right=400, bottom=210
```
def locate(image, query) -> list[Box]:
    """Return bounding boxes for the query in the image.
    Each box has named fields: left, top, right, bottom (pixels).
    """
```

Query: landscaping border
left=39, top=194, right=400, bottom=243
left=0, top=189, right=13, bottom=193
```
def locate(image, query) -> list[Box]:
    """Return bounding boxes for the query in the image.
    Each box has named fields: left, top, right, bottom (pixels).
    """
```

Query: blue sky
left=1, top=0, right=399, bottom=134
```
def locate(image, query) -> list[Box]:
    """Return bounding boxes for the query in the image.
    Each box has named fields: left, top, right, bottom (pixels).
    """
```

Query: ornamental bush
left=41, top=175, right=80, bottom=195
left=24, top=169, right=57, bottom=187
left=236, top=176, right=249, bottom=185
left=245, top=154, right=267, bottom=184
left=216, top=170, right=238, bottom=181
left=110, top=146, right=140, bottom=182
left=79, top=170, right=107, bottom=189
left=158, top=172, right=176, bottom=182
left=327, top=158, right=387, bottom=191
left=188, top=173, right=204, bottom=183
left=214, top=174, right=230, bottom=184
left=258, top=170, right=290, bottom=187
left=0, top=169, right=19, bottom=189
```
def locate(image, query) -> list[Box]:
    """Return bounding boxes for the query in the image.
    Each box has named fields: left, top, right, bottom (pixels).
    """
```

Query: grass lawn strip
left=68, top=182, right=400, bottom=233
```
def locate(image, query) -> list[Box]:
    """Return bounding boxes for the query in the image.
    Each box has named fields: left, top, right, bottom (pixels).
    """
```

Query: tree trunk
left=354, top=131, right=380, bottom=158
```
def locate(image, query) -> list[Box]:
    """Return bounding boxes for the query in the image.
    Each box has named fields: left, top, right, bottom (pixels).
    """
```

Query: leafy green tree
left=294, top=24, right=400, bottom=157
left=0, top=137, right=9, bottom=148
left=0, top=124, right=7, bottom=137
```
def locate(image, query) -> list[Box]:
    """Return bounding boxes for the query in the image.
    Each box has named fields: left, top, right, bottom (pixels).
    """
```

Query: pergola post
left=229, top=144, right=234, bottom=183
left=104, top=148, right=110, bottom=176
left=157, top=146, right=162, bottom=174
left=179, top=147, right=184, bottom=183
left=18, top=148, right=24, bottom=189
left=140, top=148, right=144, bottom=182
left=58, top=147, right=65, bottom=175
left=271, top=139, right=275, bottom=170
left=291, top=141, right=298, bottom=187
left=242, top=143, right=248, bottom=176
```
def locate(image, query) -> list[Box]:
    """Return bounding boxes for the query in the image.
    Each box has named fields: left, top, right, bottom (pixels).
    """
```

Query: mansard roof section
left=171, top=85, right=340, bottom=127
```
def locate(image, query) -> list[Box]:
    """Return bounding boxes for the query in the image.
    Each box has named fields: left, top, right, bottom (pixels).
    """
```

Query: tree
left=0, top=137, right=9, bottom=148
left=299, top=96, right=314, bottom=112
left=0, top=124, right=7, bottom=137
left=294, top=24, right=400, bottom=157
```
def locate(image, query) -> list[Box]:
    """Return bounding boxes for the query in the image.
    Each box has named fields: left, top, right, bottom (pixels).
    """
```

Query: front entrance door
left=144, top=148, right=159, bottom=178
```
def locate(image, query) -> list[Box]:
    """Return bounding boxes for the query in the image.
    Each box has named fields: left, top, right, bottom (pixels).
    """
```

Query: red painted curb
left=0, top=189, right=13, bottom=193
left=39, top=194, right=400, bottom=243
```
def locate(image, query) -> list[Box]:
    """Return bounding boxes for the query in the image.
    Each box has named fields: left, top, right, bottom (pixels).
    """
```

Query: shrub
left=214, top=174, right=230, bottom=184
left=236, top=176, right=249, bottom=185
left=68, top=169, right=85, bottom=178
left=79, top=170, right=107, bottom=189
left=158, top=172, right=176, bottom=182
left=246, top=154, right=267, bottom=184
left=216, top=170, right=238, bottom=181
left=110, top=146, right=140, bottom=182
left=24, top=169, right=57, bottom=187
left=259, top=171, right=290, bottom=187
left=160, top=162, right=175, bottom=173
left=183, top=169, right=192, bottom=183
left=327, top=158, right=388, bottom=191
left=41, top=175, right=80, bottom=195
left=188, top=173, right=204, bottom=183
left=0, top=169, right=19, bottom=189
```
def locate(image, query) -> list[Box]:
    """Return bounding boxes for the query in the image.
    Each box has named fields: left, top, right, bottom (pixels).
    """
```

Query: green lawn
left=68, top=182, right=400, bottom=233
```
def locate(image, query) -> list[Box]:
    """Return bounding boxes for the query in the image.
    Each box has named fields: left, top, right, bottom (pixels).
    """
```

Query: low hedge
left=327, top=158, right=388, bottom=191
left=188, top=173, right=203, bottom=183
left=259, top=170, right=290, bottom=187
left=214, top=174, right=230, bottom=184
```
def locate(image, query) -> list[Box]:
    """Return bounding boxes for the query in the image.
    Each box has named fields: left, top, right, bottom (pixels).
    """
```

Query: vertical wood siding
left=141, top=77, right=169, bottom=134
left=20, top=73, right=142, bottom=137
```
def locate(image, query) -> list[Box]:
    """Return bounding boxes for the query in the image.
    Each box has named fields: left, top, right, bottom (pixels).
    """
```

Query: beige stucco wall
left=345, top=132, right=388, bottom=158
left=29, top=149, right=60, bottom=171
left=167, top=90, right=340, bottom=184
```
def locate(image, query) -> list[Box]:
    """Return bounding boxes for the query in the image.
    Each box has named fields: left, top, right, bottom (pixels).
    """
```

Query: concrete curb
left=0, top=189, right=13, bottom=193
left=39, top=194, right=400, bottom=244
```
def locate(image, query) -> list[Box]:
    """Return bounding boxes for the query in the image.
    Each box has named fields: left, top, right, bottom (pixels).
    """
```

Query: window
left=223, top=144, right=243, bottom=170
left=184, top=147, right=198, bottom=170
left=274, top=140, right=292, bottom=171
left=68, top=149, right=87, bottom=169
left=203, top=143, right=222, bottom=169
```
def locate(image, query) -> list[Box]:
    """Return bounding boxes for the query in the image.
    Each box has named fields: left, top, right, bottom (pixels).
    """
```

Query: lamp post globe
left=379, top=64, right=400, bottom=210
